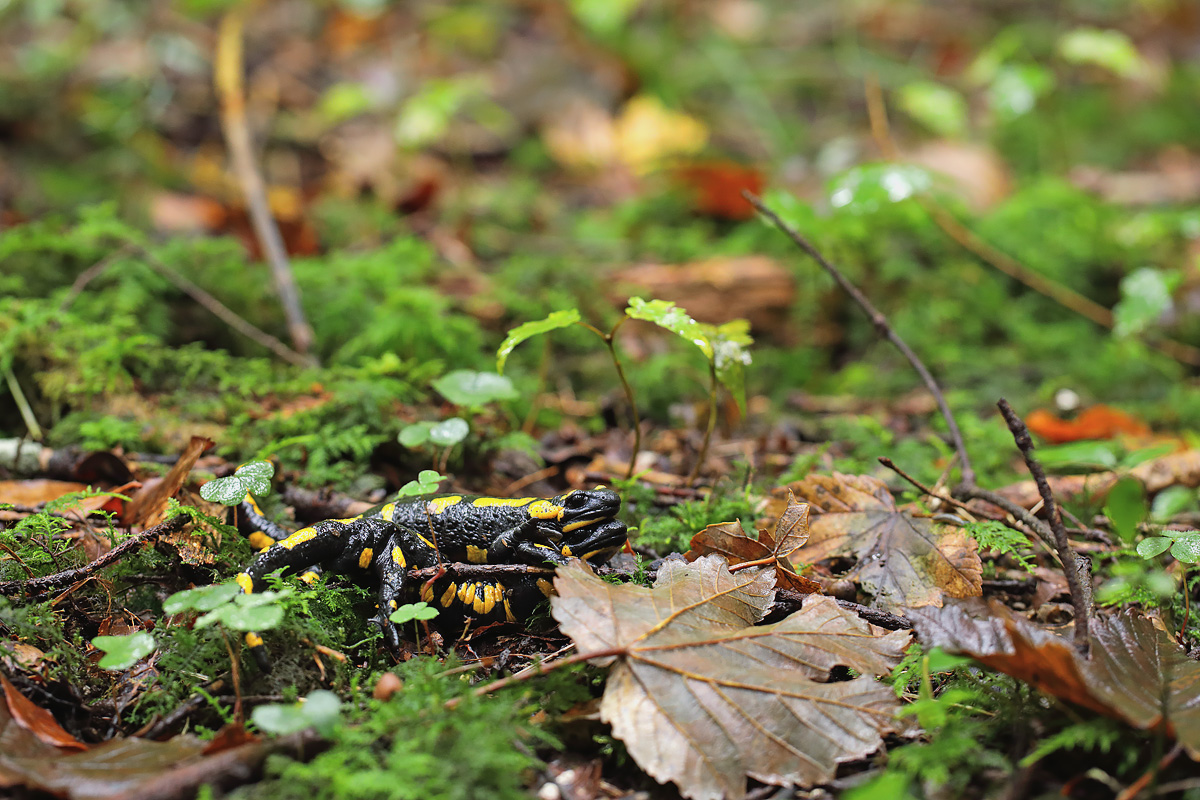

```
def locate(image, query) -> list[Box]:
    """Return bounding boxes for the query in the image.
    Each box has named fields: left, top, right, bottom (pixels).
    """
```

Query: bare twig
left=3, top=366, right=42, bottom=441
left=878, top=456, right=977, bottom=517
left=745, top=192, right=975, bottom=488
left=215, top=6, right=316, bottom=361
left=997, top=398, right=1090, bottom=647
left=0, top=513, right=189, bottom=596
left=59, top=243, right=135, bottom=311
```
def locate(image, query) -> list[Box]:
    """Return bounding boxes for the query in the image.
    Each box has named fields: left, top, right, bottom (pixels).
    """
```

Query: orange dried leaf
left=1025, top=405, right=1150, bottom=444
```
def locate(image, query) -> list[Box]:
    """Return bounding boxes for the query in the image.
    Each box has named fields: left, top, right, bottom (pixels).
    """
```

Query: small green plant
left=388, top=602, right=438, bottom=643
left=399, top=371, right=518, bottom=471
left=200, top=461, right=275, bottom=506
left=164, top=582, right=292, bottom=639
left=964, top=520, right=1035, bottom=573
left=252, top=690, right=342, bottom=737
left=497, top=299, right=752, bottom=482
left=92, top=631, right=156, bottom=670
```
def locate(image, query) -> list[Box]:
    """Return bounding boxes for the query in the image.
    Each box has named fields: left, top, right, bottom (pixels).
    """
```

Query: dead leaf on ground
left=551, top=556, right=911, bottom=800
left=122, top=436, right=214, bottom=529
left=1, top=672, right=86, bottom=752
left=782, top=474, right=982, bottom=610
left=986, top=449, right=1200, bottom=511
left=686, top=490, right=823, bottom=594
left=1025, top=405, right=1151, bottom=444
left=911, top=600, right=1200, bottom=757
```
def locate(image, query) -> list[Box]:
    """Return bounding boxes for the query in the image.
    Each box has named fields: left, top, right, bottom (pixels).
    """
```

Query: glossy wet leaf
left=787, top=473, right=982, bottom=609
left=396, top=470, right=446, bottom=498
left=432, top=370, right=518, bottom=407
left=626, top=297, right=712, bottom=359
left=93, top=632, right=156, bottom=670
left=398, top=422, right=432, bottom=448
left=196, top=590, right=290, bottom=631
left=988, top=64, right=1054, bottom=119
left=1136, top=537, right=1170, bottom=559
left=428, top=417, right=469, bottom=447
left=1168, top=531, right=1200, bottom=563
left=552, top=556, right=911, bottom=799
left=496, top=309, right=582, bottom=373
left=911, top=600, right=1200, bottom=756
left=199, top=460, right=274, bottom=506
left=828, top=164, right=932, bottom=214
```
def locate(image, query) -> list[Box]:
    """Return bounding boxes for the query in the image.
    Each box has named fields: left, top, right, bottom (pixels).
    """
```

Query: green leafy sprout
left=200, top=461, right=275, bottom=507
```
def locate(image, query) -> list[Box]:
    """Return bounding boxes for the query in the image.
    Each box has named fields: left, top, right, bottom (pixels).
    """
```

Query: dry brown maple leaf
left=911, top=600, right=1200, bottom=757
left=685, top=490, right=823, bottom=594
left=786, top=473, right=982, bottom=609
left=551, top=556, right=912, bottom=800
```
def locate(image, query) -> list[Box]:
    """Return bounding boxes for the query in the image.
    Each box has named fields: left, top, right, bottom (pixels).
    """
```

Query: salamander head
left=553, top=487, right=627, bottom=565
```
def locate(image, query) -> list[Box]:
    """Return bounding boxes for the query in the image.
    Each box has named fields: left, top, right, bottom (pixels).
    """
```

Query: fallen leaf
left=911, top=600, right=1200, bottom=756
left=786, top=474, right=982, bottom=609
left=1, top=672, right=86, bottom=752
left=122, top=436, right=214, bottom=529
left=613, top=95, right=708, bottom=176
left=1026, top=405, right=1151, bottom=444
left=985, top=449, right=1200, bottom=510
left=673, top=161, right=765, bottom=219
left=0, top=480, right=89, bottom=507
left=552, top=556, right=911, bottom=799
left=686, top=490, right=823, bottom=594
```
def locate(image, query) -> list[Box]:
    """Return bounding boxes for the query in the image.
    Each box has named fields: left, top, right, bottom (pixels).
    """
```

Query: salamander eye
left=564, top=493, right=588, bottom=509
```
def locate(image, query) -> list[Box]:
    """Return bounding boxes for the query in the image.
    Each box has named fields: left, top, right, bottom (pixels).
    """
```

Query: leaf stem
left=687, top=360, right=718, bottom=486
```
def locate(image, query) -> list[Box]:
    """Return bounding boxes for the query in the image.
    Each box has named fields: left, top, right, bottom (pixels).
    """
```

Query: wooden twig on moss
left=996, top=398, right=1090, bottom=648
left=215, top=6, right=316, bottom=363
left=745, top=192, right=976, bottom=489
left=0, top=513, right=189, bottom=596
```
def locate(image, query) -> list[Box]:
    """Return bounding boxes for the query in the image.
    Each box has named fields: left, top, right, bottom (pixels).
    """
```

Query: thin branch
left=745, top=192, right=975, bottom=488
left=0, top=513, right=189, bottom=596
left=997, top=398, right=1090, bottom=647
left=59, top=243, right=136, bottom=311
left=3, top=367, right=42, bottom=441
left=135, top=246, right=313, bottom=367
left=215, top=6, right=316, bottom=361
left=878, top=456, right=977, bottom=516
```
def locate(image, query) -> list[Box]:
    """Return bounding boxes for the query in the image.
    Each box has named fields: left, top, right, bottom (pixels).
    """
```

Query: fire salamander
left=234, top=488, right=627, bottom=668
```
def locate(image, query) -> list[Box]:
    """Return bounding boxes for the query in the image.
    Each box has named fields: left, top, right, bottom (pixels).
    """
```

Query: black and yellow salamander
left=234, top=488, right=627, bottom=667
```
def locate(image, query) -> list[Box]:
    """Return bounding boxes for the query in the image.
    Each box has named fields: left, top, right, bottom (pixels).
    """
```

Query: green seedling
left=200, top=461, right=275, bottom=507
left=252, top=690, right=342, bottom=737
left=497, top=299, right=752, bottom=483
left=400, top=371, right=517, bottom=470
left=92, top=632, right=156, bottom=670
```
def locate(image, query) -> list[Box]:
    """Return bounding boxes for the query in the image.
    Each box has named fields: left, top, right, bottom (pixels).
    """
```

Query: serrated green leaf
left=429, top=417, right=470, bottom=447
left=1136, top=537, right=1171, bottom=559
left=626, top=297, right=712, bottom=359
left=163, top=583, right=241, bottom=614
left=496, top=309, right=582, bottom=373
left=433, top=370, right=518, bottom=407
left=390, top=602, right=439, bottom=624
left=93, top=632, right=156, bottom=670
left=399, top=422, right=433, bottom=448
left=199, top=475, right=248, bottom=506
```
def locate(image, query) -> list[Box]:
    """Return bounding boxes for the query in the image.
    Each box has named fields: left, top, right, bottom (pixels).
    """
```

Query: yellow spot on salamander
left=389, top=599, right=398, bottom=609
left=358, top=548, right=374, bottom=569
left=333, top=516, right=363, bottom=525
left=247, top=532, right=275, bottom=550
left=466, top=545, right=488, bottom=563
left=391, top=546, right=406, bottom=567
left=379, top=503, right=396, bottom=521
left=473, top=585, right=493, bottom=615
left=440, top=582, right=458, bottom=607
left=502, top=593, right=516, bottom=623
left=246, top=495, right=265, bottom=516
left=472, top=497, right=534, bottom=508
left=279, top=528, right=317, bottom=549
left=527, top=500, right=563, bottom=520
left=427, top=496, right=462, bottom=515
left=562, top=545, right=573, bottom=557
left=236, top=573, right=254, bottom=594
left=420, top=582, right=434, bottom=603
left=245, top=632, right=264, bottom=648
left=536, top=578, right=555, bottom=598
left=415, top=532, right=436, bottom=551
left=299, top=571, right=320, bottom=585
left=458, top=582, right=477, bottom=605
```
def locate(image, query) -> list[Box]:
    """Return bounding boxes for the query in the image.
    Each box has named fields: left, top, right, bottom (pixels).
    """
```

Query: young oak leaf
left=551, top=556, right=911, bottom=800
left=911, top=599, right=1200, bottom=756
left=685, top=490, right=823, bottom=594
left=786, top=473, right=982, bottom=609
